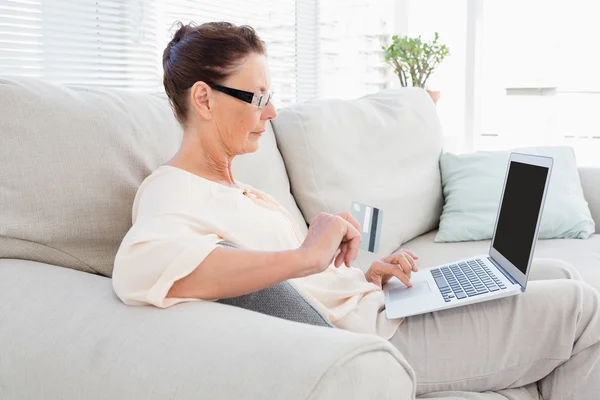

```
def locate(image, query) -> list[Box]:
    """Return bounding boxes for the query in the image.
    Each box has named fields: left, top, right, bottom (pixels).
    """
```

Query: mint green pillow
left=435, top=146, right=595, bottom=243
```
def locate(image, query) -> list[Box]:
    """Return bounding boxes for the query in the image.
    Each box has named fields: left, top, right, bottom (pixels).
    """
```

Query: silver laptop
left=384, top=152, right=554, bottom=319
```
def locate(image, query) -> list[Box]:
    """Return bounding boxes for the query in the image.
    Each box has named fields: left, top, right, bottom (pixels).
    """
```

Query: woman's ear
left=190, top=81, right=213, bottom=120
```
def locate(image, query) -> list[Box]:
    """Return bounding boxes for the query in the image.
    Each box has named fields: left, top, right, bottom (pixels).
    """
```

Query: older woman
left=112, top=22, right=600, bottom=398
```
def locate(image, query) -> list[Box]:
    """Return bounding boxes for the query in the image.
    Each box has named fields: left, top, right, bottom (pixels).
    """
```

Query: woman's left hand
left=364, top=249, right=419, bottom=289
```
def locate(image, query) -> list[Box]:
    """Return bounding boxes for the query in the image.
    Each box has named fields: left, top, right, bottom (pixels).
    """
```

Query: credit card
left=350, top=201, right=383, bottom=253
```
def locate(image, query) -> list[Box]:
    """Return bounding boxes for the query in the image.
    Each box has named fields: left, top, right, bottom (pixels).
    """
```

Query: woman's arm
left=167, top=211, right=362, bottom=301
left=166, top=247, right=314, bottom=300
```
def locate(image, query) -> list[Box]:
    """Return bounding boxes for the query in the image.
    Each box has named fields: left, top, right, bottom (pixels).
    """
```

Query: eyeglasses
left=204, top=83, right=273, bottom=109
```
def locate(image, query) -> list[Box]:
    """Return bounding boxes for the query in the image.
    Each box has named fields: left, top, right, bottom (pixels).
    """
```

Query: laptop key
left=434, top=277, right=449, bottom=289
left=455, top=291, right=467, bottom=299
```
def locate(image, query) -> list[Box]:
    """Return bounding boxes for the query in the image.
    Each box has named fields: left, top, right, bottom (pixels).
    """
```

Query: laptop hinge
left=488, top=256, right=519, bottom=285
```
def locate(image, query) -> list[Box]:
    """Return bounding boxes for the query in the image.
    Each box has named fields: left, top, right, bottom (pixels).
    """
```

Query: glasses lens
left=258, top=94, right=269, bottom=108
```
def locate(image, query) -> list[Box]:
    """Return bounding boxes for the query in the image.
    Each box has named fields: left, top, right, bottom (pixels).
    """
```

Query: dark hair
left=162, top=21, right=266, bottom=125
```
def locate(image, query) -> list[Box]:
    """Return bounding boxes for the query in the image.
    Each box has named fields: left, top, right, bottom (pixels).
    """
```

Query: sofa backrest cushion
left=0, top=78, right=183, bottom=276
left=0, top=77, right=304, bottom=277
left=271, top=87, right=444, bottom=260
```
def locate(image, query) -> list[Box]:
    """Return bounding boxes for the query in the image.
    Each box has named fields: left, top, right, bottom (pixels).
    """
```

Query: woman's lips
left=251, top=130, right=265, bottom=135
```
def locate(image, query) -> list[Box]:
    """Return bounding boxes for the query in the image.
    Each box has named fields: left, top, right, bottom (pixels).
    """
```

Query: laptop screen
left=492, top=161, right=550, bottom=274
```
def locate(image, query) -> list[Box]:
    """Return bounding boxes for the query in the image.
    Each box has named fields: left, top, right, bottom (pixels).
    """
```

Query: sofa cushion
left=436, top=146, right=595, bottom=243
left=401, top=231, right=600, bottom=291
left=418, top=385, right=540, bottom=400
left=0, top=258, right=416, bottom=400
left=579, top=167, right=600, bottom=233
left=272, top=87, right=444, bottom=261
left=0, top=78, right=184, bottom=277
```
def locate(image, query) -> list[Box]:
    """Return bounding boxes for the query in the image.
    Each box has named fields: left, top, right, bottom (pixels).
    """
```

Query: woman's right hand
left=298, top=212, right=362, bottom=274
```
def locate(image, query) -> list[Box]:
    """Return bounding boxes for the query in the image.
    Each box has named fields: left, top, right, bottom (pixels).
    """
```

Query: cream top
left=112, top=165, right=402, bottom=339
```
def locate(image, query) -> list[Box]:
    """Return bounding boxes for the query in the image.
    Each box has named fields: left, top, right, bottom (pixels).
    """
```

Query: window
left=402, top=0, right=468, bottom=153
left=406, top=0, right=600, bottom=165
left=0, top=0, right=318, bottom=107
left=319, top=0, right=396, bottom=100
left=478, top=0, right=600, bottom=166
left=0, top=0, right=159, bottom=90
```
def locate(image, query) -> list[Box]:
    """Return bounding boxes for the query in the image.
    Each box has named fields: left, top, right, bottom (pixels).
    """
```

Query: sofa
left=1, top=77, right=598, bottom=400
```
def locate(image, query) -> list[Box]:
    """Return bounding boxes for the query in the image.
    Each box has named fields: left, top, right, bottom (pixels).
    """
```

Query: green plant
left=383, top=32, right=450, bottom=88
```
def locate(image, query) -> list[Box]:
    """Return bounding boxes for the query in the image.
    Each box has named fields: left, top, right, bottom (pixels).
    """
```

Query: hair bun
left=170, top=21, right=195, bottom=44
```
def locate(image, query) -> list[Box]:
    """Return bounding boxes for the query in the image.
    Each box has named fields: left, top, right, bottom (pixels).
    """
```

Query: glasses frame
left=196, top=82, right=273, bottom=109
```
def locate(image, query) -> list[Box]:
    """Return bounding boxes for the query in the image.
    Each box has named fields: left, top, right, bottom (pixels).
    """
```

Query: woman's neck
left=168, top=130, right=237, bottom=187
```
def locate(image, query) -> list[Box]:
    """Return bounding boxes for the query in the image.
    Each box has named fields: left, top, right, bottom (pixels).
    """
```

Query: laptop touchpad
left=389, top=281, right=432, bottom=302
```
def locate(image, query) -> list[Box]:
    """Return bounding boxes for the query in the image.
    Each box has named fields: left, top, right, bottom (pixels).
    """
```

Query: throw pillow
left=435, top=146, right=595, bottom=243
left=217, top=282, right=334, bottom=328
left=215, top=241, right=334, bottom=328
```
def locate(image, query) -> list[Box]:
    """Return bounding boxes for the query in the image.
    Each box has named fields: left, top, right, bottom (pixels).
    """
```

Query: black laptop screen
left=492, top=161, right=549, bottom=274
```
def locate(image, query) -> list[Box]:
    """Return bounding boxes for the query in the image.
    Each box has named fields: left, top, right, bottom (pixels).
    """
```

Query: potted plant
left=383, top=32, right=450, bottom=105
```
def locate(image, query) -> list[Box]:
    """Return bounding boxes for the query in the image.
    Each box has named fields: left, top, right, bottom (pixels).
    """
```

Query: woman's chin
left=243, top=140, right=261, bottom=153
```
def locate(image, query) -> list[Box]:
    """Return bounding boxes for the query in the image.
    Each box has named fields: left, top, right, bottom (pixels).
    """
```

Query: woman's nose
left=261, top=101, right=277, bottom=120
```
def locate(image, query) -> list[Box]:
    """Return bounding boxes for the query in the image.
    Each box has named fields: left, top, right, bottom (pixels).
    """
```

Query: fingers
left=334, top=250, right=344, bottom=268
left=402, top=252, right=418, bottom=272
left=335, top=215, right=361, bottom=268
left=336, top=211, right=361, bottom=234
left=339, top=242, right=352, bottom=268
left=384, top=252, right=413, bottom=277
left=378, top=261, right=412, bottom=288
left=386, top=250, right=419, bottom=272
left=403, top=249, right=419, bottom=260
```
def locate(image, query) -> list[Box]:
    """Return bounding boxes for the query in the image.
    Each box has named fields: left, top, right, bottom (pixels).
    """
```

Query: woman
left=112, top=22, right=600, bottom=398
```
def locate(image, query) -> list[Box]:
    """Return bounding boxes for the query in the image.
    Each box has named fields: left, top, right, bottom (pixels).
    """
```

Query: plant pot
left=427, top=90, right=441, bottom=106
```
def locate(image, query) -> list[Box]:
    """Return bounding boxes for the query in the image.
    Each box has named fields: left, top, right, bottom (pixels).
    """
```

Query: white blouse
left=112, top=165, right=402, bottom=340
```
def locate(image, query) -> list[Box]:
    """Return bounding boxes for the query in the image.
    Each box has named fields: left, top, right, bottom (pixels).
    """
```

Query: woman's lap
left=389, top=258, right=600, bottom=397
left=526, top=258, right=582, bottom=281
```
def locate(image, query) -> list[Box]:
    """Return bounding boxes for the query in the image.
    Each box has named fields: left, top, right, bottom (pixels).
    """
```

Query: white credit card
left=350, top=201, right=383, bottom=253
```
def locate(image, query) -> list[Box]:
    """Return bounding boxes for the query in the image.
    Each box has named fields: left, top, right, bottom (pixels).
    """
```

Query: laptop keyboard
left=430, top=258, right=508, bottom=302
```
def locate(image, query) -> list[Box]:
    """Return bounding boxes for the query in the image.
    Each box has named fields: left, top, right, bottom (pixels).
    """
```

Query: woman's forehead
left=229, top=54, right=270, bottom=91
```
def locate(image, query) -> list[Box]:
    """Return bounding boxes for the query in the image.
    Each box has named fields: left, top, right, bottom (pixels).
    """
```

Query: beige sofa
left=1, top=77, right=598, bottom=400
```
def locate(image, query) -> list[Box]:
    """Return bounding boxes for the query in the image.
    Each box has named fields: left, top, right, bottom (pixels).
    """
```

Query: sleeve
left=111, top=176, right=225, bottom=308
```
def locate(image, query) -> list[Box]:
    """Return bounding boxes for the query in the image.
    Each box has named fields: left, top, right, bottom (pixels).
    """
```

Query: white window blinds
left=0, top=0, right=318, bottom=106
left=0, top=0, right=160, bottom=90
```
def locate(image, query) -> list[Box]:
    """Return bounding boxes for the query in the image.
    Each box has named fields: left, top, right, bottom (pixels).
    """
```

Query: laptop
left=384, top=152, right=554, bottom=319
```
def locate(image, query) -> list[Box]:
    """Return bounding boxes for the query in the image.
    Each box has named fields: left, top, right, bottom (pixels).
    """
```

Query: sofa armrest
left=0, top=259, right=415, bottom=400
left=579, top=167, right=600, bottom=233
